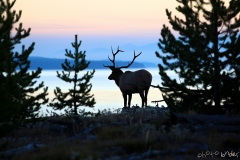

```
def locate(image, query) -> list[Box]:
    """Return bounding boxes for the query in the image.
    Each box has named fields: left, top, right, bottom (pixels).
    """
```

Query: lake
left=38, top=68, right=175, bottom=114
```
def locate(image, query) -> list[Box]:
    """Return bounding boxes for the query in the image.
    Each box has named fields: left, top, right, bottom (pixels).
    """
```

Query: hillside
left=1, top=108, right=240, bottom=160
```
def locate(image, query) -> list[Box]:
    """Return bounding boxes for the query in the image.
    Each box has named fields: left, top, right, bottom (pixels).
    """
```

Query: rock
left=173, top=114, right=240, bottom=133
left=0, top=143, right=45, bottom=157
left=86, top=135, right=97, bottom=141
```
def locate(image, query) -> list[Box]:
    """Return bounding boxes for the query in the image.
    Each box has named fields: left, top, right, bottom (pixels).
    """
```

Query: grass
left=1, top=108, right=240, bottom=160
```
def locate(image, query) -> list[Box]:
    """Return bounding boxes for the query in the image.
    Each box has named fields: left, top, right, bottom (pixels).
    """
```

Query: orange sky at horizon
left=14, top=0, right=179, bottom=37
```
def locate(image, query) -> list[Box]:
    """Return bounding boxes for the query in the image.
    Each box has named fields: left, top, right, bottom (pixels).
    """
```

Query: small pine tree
left=0, top=0, right=48, bottom=134
left=49, top=35, right=95, bottom=115
left=156, top=0, right=240, bottom=114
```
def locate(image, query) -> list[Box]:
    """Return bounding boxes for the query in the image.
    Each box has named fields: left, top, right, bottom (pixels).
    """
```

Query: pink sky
left=14, top=1, right=178, bottom=36
left=13, top=0, right=179, bottom=60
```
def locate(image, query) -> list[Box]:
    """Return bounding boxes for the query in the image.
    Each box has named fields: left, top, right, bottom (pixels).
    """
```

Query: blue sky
left=13, top=0, right=180, bottom=63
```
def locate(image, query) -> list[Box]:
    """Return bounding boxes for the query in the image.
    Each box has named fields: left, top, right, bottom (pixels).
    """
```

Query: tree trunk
left=73, top=71, right=78, bottom=115
left=212, top=1, right=221, bottom=112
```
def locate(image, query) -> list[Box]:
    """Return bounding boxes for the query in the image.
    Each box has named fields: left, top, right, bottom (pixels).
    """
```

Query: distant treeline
left=29, top=57, right=157, bottom=70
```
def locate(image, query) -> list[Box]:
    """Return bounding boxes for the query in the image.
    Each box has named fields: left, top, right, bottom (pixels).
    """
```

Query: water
left=38, top=68, right=169, bottom=114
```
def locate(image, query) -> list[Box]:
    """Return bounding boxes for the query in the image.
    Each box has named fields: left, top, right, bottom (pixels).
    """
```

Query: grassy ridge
left=1, top=108, right=240, bottom=160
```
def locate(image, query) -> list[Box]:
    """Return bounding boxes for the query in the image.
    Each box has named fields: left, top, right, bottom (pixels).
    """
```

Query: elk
left=103, top=46, right=152, bottom=108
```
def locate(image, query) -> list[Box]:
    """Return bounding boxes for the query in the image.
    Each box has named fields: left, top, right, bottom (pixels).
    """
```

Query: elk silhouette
left=103, top=46, right=152, bottom=108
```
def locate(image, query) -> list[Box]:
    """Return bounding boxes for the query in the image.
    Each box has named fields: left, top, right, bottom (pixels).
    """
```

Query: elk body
left=104, top=47, right=152, bottom=108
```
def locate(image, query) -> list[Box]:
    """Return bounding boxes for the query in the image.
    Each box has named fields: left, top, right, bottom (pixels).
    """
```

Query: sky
left=13, top=0, right=180, bottom=62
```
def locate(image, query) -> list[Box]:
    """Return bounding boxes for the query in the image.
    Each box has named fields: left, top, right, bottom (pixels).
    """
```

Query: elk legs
left=144, top=88, right=150, bottom=107
left=128, top=94, right=132, bottom=107
left=122, top=93, right=132, bottom=108
left=139, top=91, right=145, bottom=108
left=122, top=93, right=127, bottom=108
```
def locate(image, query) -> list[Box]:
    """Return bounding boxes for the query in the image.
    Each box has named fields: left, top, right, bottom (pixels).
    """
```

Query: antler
left=103, top=46, right=142, bottom=69
left=103, top=46, right=124, bottom=68
left=118, top=51, right=142, bottom=69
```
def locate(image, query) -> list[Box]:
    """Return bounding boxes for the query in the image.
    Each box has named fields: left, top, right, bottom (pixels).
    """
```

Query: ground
left=0, top=107, right=240, bottom=160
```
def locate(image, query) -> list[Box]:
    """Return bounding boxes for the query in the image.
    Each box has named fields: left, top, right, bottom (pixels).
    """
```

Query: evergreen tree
left=49, top=35, right=95, bottom=115
left=0, top=0, right=48, bottom=134
left=156, top=0, right=240, bottom=114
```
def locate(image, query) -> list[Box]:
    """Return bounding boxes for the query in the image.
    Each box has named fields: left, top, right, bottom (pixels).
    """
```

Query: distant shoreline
left=29, top=56, right=158, bottom=70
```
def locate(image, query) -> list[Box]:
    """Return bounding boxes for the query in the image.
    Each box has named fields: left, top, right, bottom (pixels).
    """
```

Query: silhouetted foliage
left=156, top=0, right=240, bottom=114
left=0, top=0, right=48, bottom=136
left=49, top=35, right=95, bottom=115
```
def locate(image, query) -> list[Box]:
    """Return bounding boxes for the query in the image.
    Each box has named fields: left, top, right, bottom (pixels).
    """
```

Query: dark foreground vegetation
left=1, top=108, right=240, bottom=160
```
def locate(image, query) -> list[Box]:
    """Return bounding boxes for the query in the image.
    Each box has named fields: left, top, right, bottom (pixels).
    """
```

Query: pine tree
left=49, top=35, right=95, bottom=115
left=0, top=0, right=48, bottom=134
left=156, top=0, right=240, bottom=114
